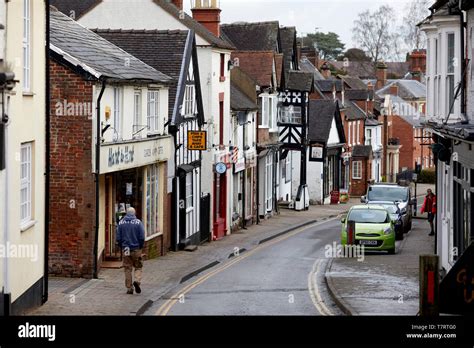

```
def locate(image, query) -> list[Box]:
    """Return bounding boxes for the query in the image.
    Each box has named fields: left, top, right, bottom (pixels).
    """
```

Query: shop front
left=98, top=137, right=172, bottom=262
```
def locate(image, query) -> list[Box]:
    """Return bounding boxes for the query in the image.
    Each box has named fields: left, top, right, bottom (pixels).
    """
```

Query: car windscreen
left=382, top=205, right=399, bottom=214
left=367, top=186, right=408, bottom=202
left=348, top=209, right=389, bottom=223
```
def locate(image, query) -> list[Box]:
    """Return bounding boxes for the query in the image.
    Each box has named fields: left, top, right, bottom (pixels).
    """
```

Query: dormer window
left=184, top=84, right=196, bottom=118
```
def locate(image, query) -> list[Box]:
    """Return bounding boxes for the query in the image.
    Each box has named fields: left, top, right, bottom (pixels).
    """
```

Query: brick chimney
left=376, top=61, right=387, bottom=90
left=169, top=0, right=183, bottom=10
left=407, top=49, right=426, bottom=77
left=389, top=84, right=399, bottom=96
left=367, top=82, right=374, bottom=112
left=320, top=62, right=331, bottom=79
left=192, top=0, right=221, bottom=37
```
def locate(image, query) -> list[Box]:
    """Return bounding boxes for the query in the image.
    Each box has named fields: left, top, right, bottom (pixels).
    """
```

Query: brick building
left=49, top=8, right=173, bottom=277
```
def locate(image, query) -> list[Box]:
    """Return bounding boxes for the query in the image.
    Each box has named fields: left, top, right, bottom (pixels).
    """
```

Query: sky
left=184, top=0, right=430, bottom=49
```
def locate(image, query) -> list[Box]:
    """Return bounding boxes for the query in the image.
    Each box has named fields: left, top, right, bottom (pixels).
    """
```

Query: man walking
left=421, top=189, right=436, bottom=236
left=116, top=207, right=145, bottom=294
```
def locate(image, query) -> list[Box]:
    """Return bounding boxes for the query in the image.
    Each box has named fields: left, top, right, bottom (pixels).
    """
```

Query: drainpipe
left=43, top=1, right=50, bottom=304
left=241, top=119, right=247, bottom=229
left=93, top=80, right=106, bottom=279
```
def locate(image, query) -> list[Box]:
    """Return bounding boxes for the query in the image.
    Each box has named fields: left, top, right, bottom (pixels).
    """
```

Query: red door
left=213, top=173, right=227, bottom=240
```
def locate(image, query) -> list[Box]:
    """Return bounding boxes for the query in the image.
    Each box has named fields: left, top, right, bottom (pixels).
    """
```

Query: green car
left=341, top=205, right=396, bottom=254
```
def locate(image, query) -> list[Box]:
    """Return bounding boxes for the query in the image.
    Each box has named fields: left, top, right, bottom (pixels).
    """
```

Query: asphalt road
left=148, top=217, right=403, bottom=316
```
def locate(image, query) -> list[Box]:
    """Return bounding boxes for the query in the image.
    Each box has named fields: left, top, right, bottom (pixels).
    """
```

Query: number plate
left=359, top=240, right=378, bottom=246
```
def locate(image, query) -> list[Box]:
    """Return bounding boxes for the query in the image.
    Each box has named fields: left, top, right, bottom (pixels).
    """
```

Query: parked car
left=341, top=205, right=396, bottom=254
left=368, top=202, right=404, bottom=240
left=361, top=183, right=415, bottom=233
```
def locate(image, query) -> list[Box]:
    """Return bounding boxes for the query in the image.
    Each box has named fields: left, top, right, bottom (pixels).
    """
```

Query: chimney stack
left=376, top=61, right=387, bottom=90
left=367, top=82, right=374, bottom=112
left=389, top=84, right=399, bottom=96
left=321, top=62, right=331, bottom=79
left=191, top=0, right=221, bottom=37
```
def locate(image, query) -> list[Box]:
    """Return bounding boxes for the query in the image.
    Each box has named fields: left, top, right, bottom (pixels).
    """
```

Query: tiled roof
left=377, top=80, right=426, bottom=100
left=299, top=57, right=325, bottom=81
left=280, top=26, right=296, bottom=84
left=345, top=89, right=374, bottom=101
left=308, top=100, right=337, bottom=143
left=50, top=0, right=234, bottom=50
left=352, top=145, right=372, bottom=158
left=231, top=84, right=258, bottom=111
left=339, top=75, right=368, bottom=90
left=286, top=71, right=313, bottom=92
left=93, top=28, right=189, bottom=117
left=365, top=117, right=381, bottom=126
left=231, top=51, right=275, bottom=88
left=50, top=0, right=102, bottom=19
left=50, top=7, right=172, bottom=83
left=314, top=79, right=343, bottom=92
left=329, top=61, right=410, bottom=79
left=343, top=101, right=366, bottom=121
left=221, top=21, right=280, bottom=52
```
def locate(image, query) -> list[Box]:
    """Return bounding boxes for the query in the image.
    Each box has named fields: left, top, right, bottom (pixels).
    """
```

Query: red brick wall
left=391, top=116, right=415, bottom=171
left=49, top=60, right=95, bottom=277
left=350, top=158, right=369, bottom=196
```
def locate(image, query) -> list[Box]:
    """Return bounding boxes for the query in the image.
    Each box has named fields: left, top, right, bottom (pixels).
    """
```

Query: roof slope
left=50, top=7, right=172, bottom=83
left=286, top=71, right=314, bottom=92
left=377, top=80, right=426, bottom=100
left=308, top=100, right=345, bottom=144
left=93, top=29, right=189, bottom=116
left=221, top=21, right=280, bottom=52
left=299, top=57, right=325, bottom=81
left=352, top=145, right=372, bottom=158
left=231, top=51, right=275, bottom=88
left=231, top=84, right=258, bottom=111
left=50, top=0, right=234, bottom=50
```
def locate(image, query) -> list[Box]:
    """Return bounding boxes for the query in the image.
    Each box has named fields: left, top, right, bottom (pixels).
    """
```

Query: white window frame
left=133, top=90, right=142, bottom=136
left=20, top=143, right=33, bottom=227
left=186, top=172, right=194, bottom=211
left=352, top=160, right=362, bottom=180
left=265, top=155, right=273, bottom=212
left=366, top=128, right=372, bottom=146
left=147, top=90, right=160, bottom=134
left=446, top=32, right=456, bottom=116
left=184, top=84, right=196, bottom=118
left=23, top=0, right=31, bottom=91
left=145, top=164, right=160, bottom=239
left=259, top=95, right=269, bottom=128
left=113, top=87, right=122, bottom=140
left=348, top=122, right=352, bottom=146
left=269, top=95, right=278, bottom=131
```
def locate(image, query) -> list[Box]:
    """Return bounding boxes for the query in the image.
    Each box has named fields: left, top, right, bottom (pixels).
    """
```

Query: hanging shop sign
left=187, top=131, right=207, bottom=151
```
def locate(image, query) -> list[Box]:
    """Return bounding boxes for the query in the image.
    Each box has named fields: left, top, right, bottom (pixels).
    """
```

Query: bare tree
left=401, top=0, right=432, bottom=51
left=352, top=5, right=399, bottom=62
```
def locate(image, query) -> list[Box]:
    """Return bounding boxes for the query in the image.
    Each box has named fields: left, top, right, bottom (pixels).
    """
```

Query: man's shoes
left=133, top=281, right=141, bottom=294
left=429, top=232, right=435, bottom=236
left=126, top=288, right=133, bottom=294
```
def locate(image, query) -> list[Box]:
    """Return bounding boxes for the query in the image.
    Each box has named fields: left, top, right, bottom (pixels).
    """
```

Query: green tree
left=302, top=31, right=345, bottom=60
left=338, top=48, right=372, bottom=62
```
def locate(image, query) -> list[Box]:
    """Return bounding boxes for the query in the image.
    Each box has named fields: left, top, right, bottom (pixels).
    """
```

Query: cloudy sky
left=185, top=0, right=430, bottom=49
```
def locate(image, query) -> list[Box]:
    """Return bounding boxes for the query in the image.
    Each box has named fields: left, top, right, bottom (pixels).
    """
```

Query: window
left=447, top=33, right=455, bottom=115
left=133, top=90, right=141, bottom=135
left=113, top=87, right=122, bottom=139
left=259, top=96, right=269, bottom=127
left=352, top=160, right=362, bottom=180
left=285, top=155, right=291, bottom=183
left=147, top=90, right=160, bottom=133
left=185, top=173, right=193, bottom=209
left=219, top=101, right=224, bottom=144
left=347, top=122, right=352, bottom=146
left=220, top=53, right=225, bottom=81
left=184, top=84, right=195, bottom=118
left=356, top=121, right=360, bottom=144
left=266, top=155, right=273, bottom=211
left=146, top=164, right=160, bottom=238
left=279, top=105, right=302, bottom=124
left=23, top=0, right=31, bottom=91
left=20, top=143, right=33, bottom=226
left=366, top=128, right=372, bottom=146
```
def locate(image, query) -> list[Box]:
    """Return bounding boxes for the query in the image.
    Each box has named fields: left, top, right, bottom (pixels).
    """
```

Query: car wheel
left=388, top=247, right=396, bottom=255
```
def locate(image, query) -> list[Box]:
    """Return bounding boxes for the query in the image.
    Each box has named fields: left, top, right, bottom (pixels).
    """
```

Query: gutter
left=43, top=0, right=51, bottom=304
left=93, top=80, right=106, bottom=279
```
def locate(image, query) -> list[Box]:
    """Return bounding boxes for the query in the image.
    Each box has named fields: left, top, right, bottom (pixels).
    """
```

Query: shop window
left=265, top=155, right=273, bottom=212
left=146, top=164, right=160, bottom=238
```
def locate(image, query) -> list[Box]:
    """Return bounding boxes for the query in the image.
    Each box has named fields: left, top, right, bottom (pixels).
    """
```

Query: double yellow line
left=155, top=218, right=339, bottom=316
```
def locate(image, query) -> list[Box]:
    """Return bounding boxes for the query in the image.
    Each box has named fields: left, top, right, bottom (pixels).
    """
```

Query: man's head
left=127, top=207, right=136, bottom=216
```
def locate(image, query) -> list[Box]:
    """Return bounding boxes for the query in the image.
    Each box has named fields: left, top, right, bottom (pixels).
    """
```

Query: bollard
left=347, top=220, right=355, bottom=245
left=419, top=255, right=439, bottom=316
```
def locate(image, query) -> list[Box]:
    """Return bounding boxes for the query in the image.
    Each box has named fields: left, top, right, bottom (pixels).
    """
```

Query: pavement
left=27, top=199, right=358, bottom=316
left=325, top=185, right=436, bottom=316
